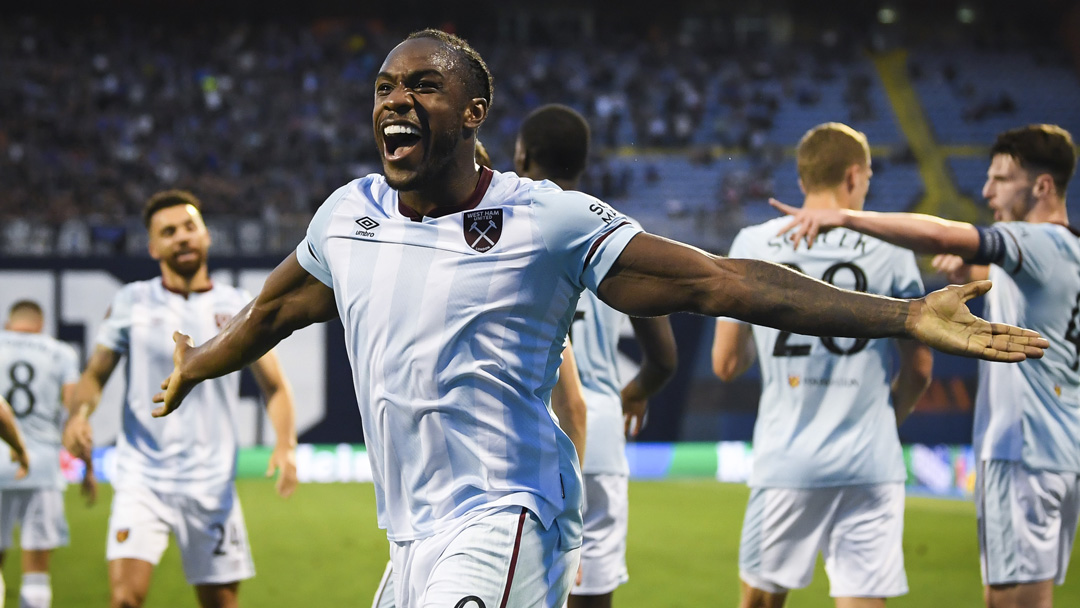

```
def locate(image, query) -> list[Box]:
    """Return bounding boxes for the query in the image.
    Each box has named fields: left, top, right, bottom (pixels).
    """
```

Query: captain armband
left=968, top=226, right=1006, bottom=266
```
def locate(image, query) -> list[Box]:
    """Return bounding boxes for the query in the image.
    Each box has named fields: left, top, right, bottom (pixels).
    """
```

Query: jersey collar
left=398, top=167, right=493, bottom=222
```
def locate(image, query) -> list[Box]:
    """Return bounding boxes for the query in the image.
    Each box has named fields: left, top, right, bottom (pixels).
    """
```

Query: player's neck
left=1024, top=199, right=1069, bottom=225
left=399, top=161, right=484, bottom=218
left=3, top=322, right=39, bottom=334
left=160, top=265, right=213, bottom=297
left=802, top=191, right=854, bottom=211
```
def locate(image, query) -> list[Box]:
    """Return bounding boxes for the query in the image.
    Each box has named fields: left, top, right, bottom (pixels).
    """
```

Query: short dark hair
left=8, top=300, right=42, bottom=319
left=797, top=123, right=870, bottom=192
left=406, top=29, right=493, bottom=106
left=518, top=104, right=591, bottom=181
left=143, top=190, right=202, bottom=228
left=990, top=124, right=1076, bottom=195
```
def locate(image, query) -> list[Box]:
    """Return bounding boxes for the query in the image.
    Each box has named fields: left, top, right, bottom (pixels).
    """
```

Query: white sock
left=18, top=573, right=49, bottom=608
left=0, top=568, right=6, bottom=608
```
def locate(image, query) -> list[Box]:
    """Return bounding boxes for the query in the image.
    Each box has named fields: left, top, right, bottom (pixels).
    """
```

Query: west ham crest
left=463, top=209, right=503, bottom=253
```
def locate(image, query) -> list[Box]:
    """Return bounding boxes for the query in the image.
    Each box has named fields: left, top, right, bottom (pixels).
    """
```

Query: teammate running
left=63, top=190, right=299, bottom=608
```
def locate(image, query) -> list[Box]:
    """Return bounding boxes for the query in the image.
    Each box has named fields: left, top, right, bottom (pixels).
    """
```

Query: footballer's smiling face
left=147, top=204, right=211, bottom=278
left=373, top=37, right=482, bottom=192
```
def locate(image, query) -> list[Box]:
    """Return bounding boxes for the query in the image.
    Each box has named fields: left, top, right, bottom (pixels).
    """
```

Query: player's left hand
left=770, top=198, right=848, bottom=250
left=152, top=332, right=198, bottom=417
left=268, top=443, right=298, bottom=499
left=9, top=447, right=27, bottom=480
left=621, top=378, right=649, bottom=438
left=909, top=281, right=1048, bottom=362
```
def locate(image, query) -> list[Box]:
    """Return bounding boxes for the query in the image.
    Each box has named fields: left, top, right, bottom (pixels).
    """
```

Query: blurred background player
left=0, top=300, right=82, bottom=608
left=515, top=103, right=678, bottom=608
left=773, top=123, right=1079, bottom=608
left=62, top=190, right=299, bottom=608
left=714, top=123, right=933, bottom=608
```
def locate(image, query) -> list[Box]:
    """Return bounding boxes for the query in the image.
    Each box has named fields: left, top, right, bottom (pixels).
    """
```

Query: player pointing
left=153, top=30, right=1044, bottom=608
left=772, top=124, right=1078, bottom=608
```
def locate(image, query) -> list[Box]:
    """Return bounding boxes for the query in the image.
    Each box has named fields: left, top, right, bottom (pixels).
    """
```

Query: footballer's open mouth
left=382, top=123, right=425, bottom=163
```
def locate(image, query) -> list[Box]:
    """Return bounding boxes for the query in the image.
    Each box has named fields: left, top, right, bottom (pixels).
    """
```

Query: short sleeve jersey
left=724, top=218, right=924, bottom=488
left=0, top=330, right=79, bottom=489
left=974, top=222, right=1080, bottom=473
left=95, top=280, right=250, bottom=497
left=296, top=168, right=642, bottom=542
left=567, top=219, right=644, bottom=476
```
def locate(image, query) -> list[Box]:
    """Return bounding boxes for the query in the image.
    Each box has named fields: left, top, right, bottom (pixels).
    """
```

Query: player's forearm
left=843, top=211, right=980, bottom=258
left=265, top=386, right=298, bottom=449
left=551, top=349, right=587, bottom=466
left=0, top=397, right=27, bottom=458
left=892, top=343, right=934, bottom=425
left=629, top=317, right=677, bottom=396
left=707, top=258, right=915, bottom=340
left=181, top=300, right=291, bottom=384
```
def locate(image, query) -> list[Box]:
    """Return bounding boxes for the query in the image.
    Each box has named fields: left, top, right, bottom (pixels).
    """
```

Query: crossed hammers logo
left=470, top=219, right=498, bottom=248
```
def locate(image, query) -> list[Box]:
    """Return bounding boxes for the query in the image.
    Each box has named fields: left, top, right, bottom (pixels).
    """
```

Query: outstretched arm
left=153, top=252, right=338, bottom=417
left=250, top=350, right=299, bottom=499
left=769, top=198, right=981, bottom=257
left=596, top=233, right=1045, bottom=362
left=622, top=316, right=677, bottom=438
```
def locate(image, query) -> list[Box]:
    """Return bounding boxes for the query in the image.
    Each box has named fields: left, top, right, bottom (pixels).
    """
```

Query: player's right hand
left=81, top=464, right=98, bottom=506
left=62, top=409, right=94, bottom=463
left=152, top=331, right=197, bottom=417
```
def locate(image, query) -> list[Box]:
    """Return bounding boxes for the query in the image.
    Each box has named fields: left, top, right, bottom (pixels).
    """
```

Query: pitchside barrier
left=65, top=442, right=978, bottom=498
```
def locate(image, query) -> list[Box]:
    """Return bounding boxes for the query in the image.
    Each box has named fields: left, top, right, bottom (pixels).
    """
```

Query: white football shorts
left=106, top=484, right=255, bottom=585
left=379, top=505, right=580, bottom=608
left=571, top=473, right=629, bottom=597
left=977, top=459, right=1080, bottom=586
left=739, top=482, right=907, bottom=598
left=0, top=488, right=69, bottom=551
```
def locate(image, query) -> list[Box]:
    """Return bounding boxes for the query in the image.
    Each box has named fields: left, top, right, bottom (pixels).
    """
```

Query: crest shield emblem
left=463, top=209, right=503, bottom=253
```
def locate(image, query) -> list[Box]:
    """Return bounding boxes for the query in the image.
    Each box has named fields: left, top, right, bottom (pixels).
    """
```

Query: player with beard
left=63, top=190, right=300, bottom=608
left=151, top=30, right=1046, bottom=608
left=772, top=124, right=1079, bottom=608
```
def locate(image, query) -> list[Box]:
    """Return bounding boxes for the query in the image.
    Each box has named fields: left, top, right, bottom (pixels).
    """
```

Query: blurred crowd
left=0, top=13, right=1065, bottom=256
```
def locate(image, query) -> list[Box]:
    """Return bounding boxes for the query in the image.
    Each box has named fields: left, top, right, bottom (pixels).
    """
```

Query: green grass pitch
left=4, top=480, right=1077, bottom=606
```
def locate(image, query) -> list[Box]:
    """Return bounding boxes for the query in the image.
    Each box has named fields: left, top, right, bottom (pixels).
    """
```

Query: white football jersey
left=569, top=289, right=632, bottom=476
left=974, top=222, right=1080, bottom=473
left=95, top=280, right=250, bottom=496
left=0, top=330, right=79, bottom=489
left=723, top=218, right=924, bottom=488
left=296, top=167, right=641, bottom=542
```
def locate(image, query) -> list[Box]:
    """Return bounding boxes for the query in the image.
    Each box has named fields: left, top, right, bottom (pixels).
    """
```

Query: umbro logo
left=354, top=216, right=379, bottom=238
left=355, top=217, right=379, bottom=230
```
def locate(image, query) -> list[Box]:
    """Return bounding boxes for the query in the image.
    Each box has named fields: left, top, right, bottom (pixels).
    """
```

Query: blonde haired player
left=714, top=123, right=933, bottom=608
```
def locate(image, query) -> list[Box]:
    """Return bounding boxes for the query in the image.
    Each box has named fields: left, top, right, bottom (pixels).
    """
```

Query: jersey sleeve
left=295, top=183, right=353, bottom=288
left=890, top=248, right=925, bottom=299
left=533, top=189, right=643, bottom=293
left=95, top=287, right=134, bottom=355
left=983, top=222, right=1062, bottom=284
